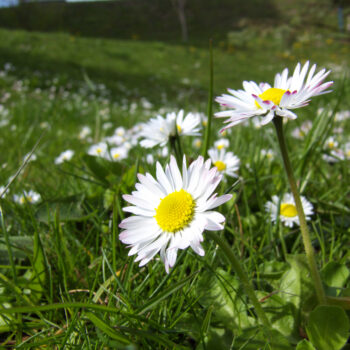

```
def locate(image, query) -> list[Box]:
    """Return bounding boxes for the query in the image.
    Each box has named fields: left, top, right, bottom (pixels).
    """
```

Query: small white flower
left=102, top=122, right=113, bottom=130
left=109, top=147, right=128, bottom=161
left=344, top=143, right=350, bottom=160
left=193, top=138, right=202, bottom=149
left=140, top=98, right=153, bottom=109
left=55, top=150, right=74, bottom=165
left=105, top=134, right=124, bottom=146
left=88, top=142, right=108, bottom=157
left=23, top=152, right=37, bottom=162
left=146, top=154, right=154, bottom=164
left=175, top=110, right=201, bottom=136
left=79, top=126, right=92, bottom=140
left=14, top=190, right=41, bottom=205
left=0, top=186, right=7, bottom=198
left=334, top=110, right=350, bottom=122
left=291, top=120, right=313, bottom=139
left=115, top=127, right=126, bottom=137
left=208, top=148, right=240, bottom=177
left=216, top=61, right=333, bottom=131
left=119, top=156, right=232, bottom=273
left=214, top=138, right=230, bottom=150
left=261, top=149, right=275, bottom=160
left=140, top=110, right=201, bottom=149
left=325, top=136, right=338, bottom=150
left=139, top=114, right=175, bottom=148
left=265, top=193, right=313, bottom=228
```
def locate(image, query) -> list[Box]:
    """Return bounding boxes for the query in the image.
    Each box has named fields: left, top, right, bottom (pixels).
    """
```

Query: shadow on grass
left=0, top=43, right=208, bottom=104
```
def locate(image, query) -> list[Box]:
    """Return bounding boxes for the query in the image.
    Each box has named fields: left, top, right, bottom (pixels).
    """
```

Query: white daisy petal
left=119, top=156, right=230, bottom=273
left=215, top=61, right=332, bottom=128
left=265, top=193, right=313, bottom=228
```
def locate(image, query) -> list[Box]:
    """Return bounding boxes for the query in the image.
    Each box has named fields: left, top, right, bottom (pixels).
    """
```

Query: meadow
left=0, top=4, right=350, bottom=348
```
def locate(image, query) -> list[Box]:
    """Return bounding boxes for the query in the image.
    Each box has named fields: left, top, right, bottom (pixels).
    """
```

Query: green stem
left=175, top=125, right=183, bottom=161
left=169, top=136, right=181, bottom=166
left=202, top=39, right=213, bottom=157
left=278, top=222, right=288, bottom=261
left=273, top=117, right=326, bottom=305
left=207, top=231, right=271, bottom=329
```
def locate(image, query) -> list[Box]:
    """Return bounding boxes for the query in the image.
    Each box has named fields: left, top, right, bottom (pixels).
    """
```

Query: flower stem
left=273, top=117, right=326, bottom=305
left=202, top=39, right=213, bottom=157
left=169, top=136, right=181, bottom=166
left=207, top=231, right=271, bottom=329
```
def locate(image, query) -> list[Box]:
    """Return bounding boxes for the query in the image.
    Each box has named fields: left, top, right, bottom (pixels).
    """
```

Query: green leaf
left=258, top=293, right=295, bottom=337
left=0, top=236, right=33, bottom=264
left=83, top=154, right=123, bottom=184
left=82, top=154, right=111, bottom=183
left=23, top=231, right=46, bottom=302
left=321, top=261, right=349, bottom=289
left=259, top=260, right=288, bottom=289
left=233, top=327, right=293, bottom=350
left=85, top=311, right=130, bottom=344
left=36, top=197, right=91, bottom=223
left=296, top=339, right=316, bottom=350
left=306, top=305, right=350, bottom=350
left=196, top=268, right=254, bottom=330
left=198, top=326, right=234, bottom=350
left=279, top=255, right=315, bottom=312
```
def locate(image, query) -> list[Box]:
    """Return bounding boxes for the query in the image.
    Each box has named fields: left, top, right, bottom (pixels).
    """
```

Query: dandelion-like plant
left=216, top=61, right=333, bottom=305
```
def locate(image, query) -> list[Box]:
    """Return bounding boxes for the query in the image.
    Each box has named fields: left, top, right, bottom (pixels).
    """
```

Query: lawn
left=0, top=6, right=350, bottom=348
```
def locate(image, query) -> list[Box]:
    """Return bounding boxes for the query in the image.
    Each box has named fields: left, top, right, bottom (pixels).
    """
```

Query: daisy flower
left=265, top=193, right=313, bottom=228
left=13, top=190, right=41, bottom=205
left=192, top=138, right=202, bottom=149
left=119, top=156, right=232, bottom=273
left=291, top=120, right=313, bottom=139
left=55, top=150, right=74, bottom=165
left=214, top=138, right=230, bottom=150
left=324, top=136, right=338, bottom=150
left=260, top=149, right=275, bottom=160
left=140, top=111, right=201, bottom=149
left=109, top=146, right=128, bottom=161
left=88, top=142, right=108, bottom=157
left=344, top=142, right=350, bottom=160
left=0, top=186, right=7, bottom=198
left=23, top=152, right=37, bottom=163
left=208, top=148, right=240, bottom=177
left=139, top=114, right=175, bottom=148
left=215, top=61, right=333, bottom=131
left=78, top=126, right=91, bottom=140
left=174, top=110, right=201, bottom=136
left=335, top=110, right=350, bottom=122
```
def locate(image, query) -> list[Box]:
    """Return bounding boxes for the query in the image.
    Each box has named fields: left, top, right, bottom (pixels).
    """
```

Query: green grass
left=0, top=25, right=349, bottom=349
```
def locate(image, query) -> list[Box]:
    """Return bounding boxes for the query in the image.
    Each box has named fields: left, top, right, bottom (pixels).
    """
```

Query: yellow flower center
left=155, top=189, right=195, bottom=233
left=113, top=153, right=120, bottom=159
left=96, top=148, right=102, bottom=154
left=280, top=203, right=297, bottom=218
left=347, top=150, right=350, bottom=157
left=328, top=142, right=335, bottom=149
left=177, top=124, right=182, bottom=133
left=195, top=140, right=202, bottom=148
left=217, top=144, right=225, bottom=150
left=255, top=88, right=288, bottom=108
left=214, top=160, right=226, bottom=171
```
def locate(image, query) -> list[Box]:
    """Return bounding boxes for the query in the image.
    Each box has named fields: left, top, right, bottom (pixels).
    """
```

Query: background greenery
left=0, top=0, right=349, bottom=348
